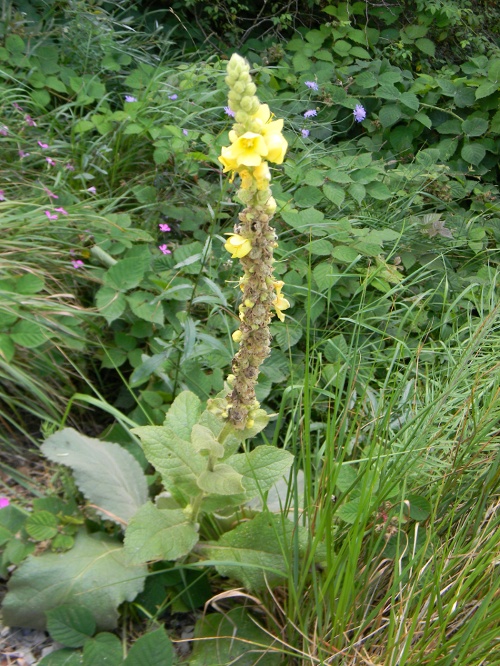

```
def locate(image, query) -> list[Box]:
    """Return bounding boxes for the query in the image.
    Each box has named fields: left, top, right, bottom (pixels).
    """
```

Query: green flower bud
left=244, top=83, right=256, bottom=96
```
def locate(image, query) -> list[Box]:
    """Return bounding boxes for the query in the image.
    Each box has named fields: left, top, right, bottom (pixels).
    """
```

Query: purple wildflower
left=13, top=102, right=23, bottom=111
left=65, top=163, right=75, bottom=171
left=25, top=115, right=37, bottom=127
left=224, top=106, right=236, bottom=118
left=71, top=259, right=84, bottom=269
left=353, top=104, right=366, bottom=122
left=0, top=191, right=5, bottom=201
left=303, top=109, right=317, bottom=118
left=87, top=186, right=97, bottom=194
left=19, top=150, right=30, bottom=159
left=301, top=129, right=310, bottom=138
left=45, top=211, right=58, bottom=220
left=305, top=81, right=318, bottom=91
left=159, top=223, right=171, bottom=232
left=0, top=126, right=8, bottom=136
left=46, top=157, right=56, bottom=166
left=182, top=129, right=188, bottom=136
left=55, top=207, right=68, bottom=215
left=38, top=141, right=49, bottom=149
left=0, top=497, right=9, bottom=509
left=44, top=187, right=58, bottom=199
left=169, top=94, right=178, bottom=100
left=125, top=95, right=137, bottom=103
left=159, top=244, right=171, bottom=255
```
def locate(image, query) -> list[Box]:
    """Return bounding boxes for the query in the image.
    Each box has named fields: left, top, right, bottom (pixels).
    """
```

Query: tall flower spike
left=219, top=54, right=289, bottom=429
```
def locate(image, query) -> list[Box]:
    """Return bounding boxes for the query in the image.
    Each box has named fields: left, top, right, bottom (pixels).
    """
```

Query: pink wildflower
left=0, top=191, right=5, bottom=201
left=159, top=223, right=171, bottom=232
left=65, top=163, right=75, bottom=171
left=44, top=187, right=58, bottom=199
left=0, top=497, right=9, bottom=509
left=25, top=115, right=37, bottom=127
left=19, top=150, right=30, bottom=159
left=159, top=244, right=171, bottom=255
left=45, top=211, right=58, bottom=220
left=71, top=259, right=85, bottom=269
left=87, top=186, right=96, bottom=194
left=55, top=207, right=68, bottom=215
left=0, top=126, right=8, bottom=136
left=38, top=141, right=49, bottom=149
left=46, top=157, right=56, bottom=166
left=13, top=103, right=23, bottom=111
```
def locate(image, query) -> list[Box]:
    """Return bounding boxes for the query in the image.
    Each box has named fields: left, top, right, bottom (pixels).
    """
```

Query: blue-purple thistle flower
left=304, top=109, right=317, bottom=118
left=305, top=81, right=318, bottom=91
left=353, top=104, right=366, bottom=122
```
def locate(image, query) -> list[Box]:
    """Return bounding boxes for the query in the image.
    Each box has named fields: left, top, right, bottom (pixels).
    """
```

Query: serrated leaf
left=41, top=428, right=149, bottom=526
left=475, top=82, right=497, bottom=99
left=17, top=274, right=45, bottom=294
left=103, top=258, right=146, bottom=292
left=462, top=117, right=489, bottom=137
left=415, top=38, right=435, bottom=56
left=366, top=182, right=392, bottom=200
left=336, top=498, right=362, bottom=523
left=379, top=104, right=401, bottom=128
left=198, top=464, right=245, bottom=496
left=414, top=112, right=432, bottom=128
left=332, top=245, right=359, bottom=263
left=37, top=649, right=82, bottom=665
left=95, top=287, right=127, bottom=324
left=131, top=425, right=207, bottom=499
left=25, top=511, right=58, bottom=541
left=123, top=627, right=175, bottom=666
left=348, top=182, right=366, bottom=204
left=190, top=607, right=281, bottom=666
left=461, top=142, right=486, bottom=166
left=308, top=239, right=334, bottom=256
left=355, top=71, right=378, bottom=88
left=335, top=463, right=358, bottom=492
left=313, top=262, right=339, bottom=289
left=323, top=183, right=345, bottom=207
left=2, top=531, right=146, bottom=630
left=294, top=185, right=323, bottom=207
left=406, top=494, right=431, bottom=521
left=82, top=633, right=123, bottom=666
left=127, top=291, right=164, bottom=325
left=399, top=92, right=419, bottom=110
left=205, top=513, right=309, bottom=591
left=163, top=390, right=202, bottom=440
left=10, top=320, right=48, bottom=348
left=46, top=604, right=96, bottom=647
left=274, top=322, right=302, bottom=350
left=227, top=447, right=294, bottom=500
left=124, top=502, right=198, bottom=564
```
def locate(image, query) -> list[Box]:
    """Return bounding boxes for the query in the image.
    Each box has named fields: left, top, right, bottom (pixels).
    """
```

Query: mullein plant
left=218, top=54, right=290, bottom=430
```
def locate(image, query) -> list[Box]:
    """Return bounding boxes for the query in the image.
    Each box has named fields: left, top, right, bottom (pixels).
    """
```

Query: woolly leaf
left=2, top=531, right=146, bottom=630
left=41, top=428, right=148, bottom=527
left=124, top=502, right=198, bottom=565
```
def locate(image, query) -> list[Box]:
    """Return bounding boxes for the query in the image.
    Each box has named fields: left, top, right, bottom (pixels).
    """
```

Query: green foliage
left=41, top=429, right=149, bottom=526
left=2, top=530, right=146, bottom=630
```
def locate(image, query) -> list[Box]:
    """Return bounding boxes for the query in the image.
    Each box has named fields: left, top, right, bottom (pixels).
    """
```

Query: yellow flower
left=223, top=131, right=268, bottom=168
left=251, top=104, right=288, bottom=165
left=239, top=169, right=254, bottom=190
left=224, top=234, right=252, bottom=258
left=272, top=280, right=290, bottom=322
left=253, top=162, right=271, bottom=190
left=218, top=150, right=239, bottom=173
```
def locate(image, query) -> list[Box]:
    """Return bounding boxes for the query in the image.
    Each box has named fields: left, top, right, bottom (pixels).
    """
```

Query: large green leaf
left=124, top=502, right=199, bottom=564
left=2, top=531, right=146, bottom=630
left=163, top=390, right=202, bottom=440
left=82, top=633, right=123, bottom=666
left=197, top=464, right=245, bottom=495
left=190, top=607, right=281, bottom=666
left=132, top=425, right=207, bottom=498
left=103, top=258, right=147, bottom=292
left=41, top=428, right=148, bottom=527
left=95, top=287, right=127, bottom=324
left=46, top=604, right=96, bottom=648
left=123, top=627, right=175, bottom=666
left=205, top=513, right=309, bottom=591
left=461, top=142, right=486, bottom=166
left=462, top=117, right=489, bottom=137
